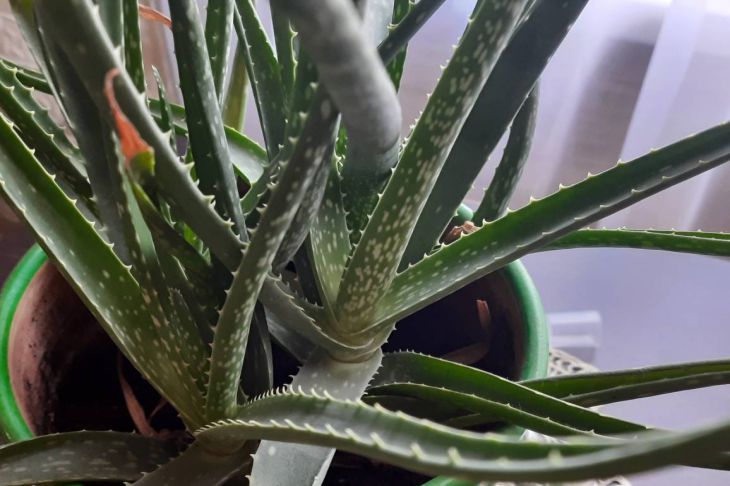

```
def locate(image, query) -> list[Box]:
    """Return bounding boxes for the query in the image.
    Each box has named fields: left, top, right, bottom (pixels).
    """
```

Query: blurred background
left=2, top=0, right=730, bottom=484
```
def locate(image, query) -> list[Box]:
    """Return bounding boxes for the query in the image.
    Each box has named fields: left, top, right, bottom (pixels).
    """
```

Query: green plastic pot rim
left=0, top=244, right=47, bottom=442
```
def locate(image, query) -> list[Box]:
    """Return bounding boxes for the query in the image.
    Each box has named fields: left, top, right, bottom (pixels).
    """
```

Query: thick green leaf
left=205, top=0, right=235, bottom=101
left=122, top=0, right=145, bottom=92
left=169, top=0, right=246, bottom=235
left=250, top=349, right=383, bottom=486
left=377, top=119, right=730, bottom=325
left=0, top=431, right=177, bottom=485
left=337, top=0, right=528, bottom=334
left=307, top=158, right=351, bottom=309
left=98, top=0, right=123, bottom=47
left=198, top=389, right=730, bottom=483
left=542, top=228, right=730, bottom=257
left=132, top=441, right=249, bottom=486
left=524, top=358, right=730, bottom=407
left=270, top=3, right=296, bottom=101
left=258, top=276, right=370, bottom=359
left=402, top=0, right=589, bottom=267
left=0, top=113, right=204, bottom=426
left=473, top=86, right=538, bottom=222
left=233, top=0, right=287, bottom=157
left=369, top=383, right=597, bottom=437
left=222, top=42, right=249, bottom=132
left=148, top=97, right=267, bottom=184
left=370, top=353, right=643, bottom=435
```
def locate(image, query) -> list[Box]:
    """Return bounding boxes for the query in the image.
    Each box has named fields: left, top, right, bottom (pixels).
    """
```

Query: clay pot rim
left=0, top=237, right=550, bottom=442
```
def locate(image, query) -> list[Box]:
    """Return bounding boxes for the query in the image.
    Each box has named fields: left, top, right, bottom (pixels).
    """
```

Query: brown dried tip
left=138, top=4, right=172, bottom=29
left=104, top=68, right=150, bottom=162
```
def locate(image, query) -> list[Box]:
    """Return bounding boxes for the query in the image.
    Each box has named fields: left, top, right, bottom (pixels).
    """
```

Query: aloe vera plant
left=1, top=0, right=730, bottom=484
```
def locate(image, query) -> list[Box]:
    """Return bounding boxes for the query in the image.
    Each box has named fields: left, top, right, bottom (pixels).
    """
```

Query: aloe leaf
left=242, top=303, right=274, bottom=398
left=0, top=59, right=50, bottom=93
left=132, top=182, right=216, bottom=299
left=273, top=116, right=338, bottom=271
left=379, top=0, right=445, bottom=64
left=206, top=88, right=340, bottom=419
left=524, top=359, right=730, bottom=407
left=36, top=0, right=243, bottom=268
left=369, top=383, right=599, bottom=437
left=270, top=4, right=296, bottom=101
left=542, top=228, right=730, bottom=257
left=233, top=0, right=287, bottom=157
left=0, top=114, right=204, bottom=426
left=148, top=97, right=267, bottom=184
left=205, top=0, right=235, bottom=101
left=337, top=0, right=528, bottom=333
left=222, top=42, right=249, bottom=132
left=279, top=0, right=401, bottom=238
left=8, top=0, right=68, bottom=120
left=0, top=431, right=177, bottom=485
left=402, top=0, right=589, bottom=267
left=384, top=0, right=412, bottom=89
left=377, top=120, right=730, bottom=325
left=98, top=0, right=123, bottom=47
left=371, top=353, right=643, bottom=435
left=132, top=441, right=250, bottom=486
left=307, top=158, right=351, bottom=308
left=473, top=86, right=539, bottom=223
left=122, top=0, right=145, bottom=92
left=32, top=18, right=132, bottom=260
left=0, top=60, right=91, bottom=206
left=151, top=67, right=176, bottom=151
left=258, top=276, right=369, bottom=359
left=198, top=389, right=730, bottom=483
left=250, top=349, right=383, bottom=486
left=169, top=0, right=246, bottom=235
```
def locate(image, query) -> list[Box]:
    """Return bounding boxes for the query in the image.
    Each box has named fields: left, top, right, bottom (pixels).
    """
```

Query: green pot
left=0, top=243, right=549, bottom=483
